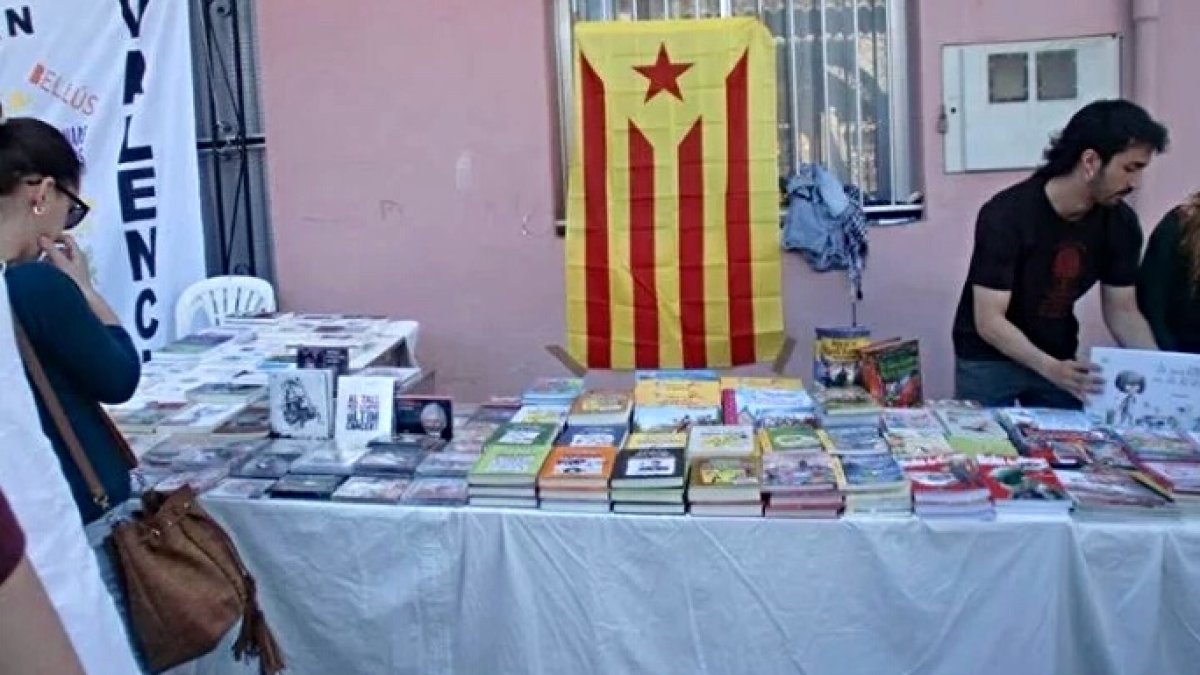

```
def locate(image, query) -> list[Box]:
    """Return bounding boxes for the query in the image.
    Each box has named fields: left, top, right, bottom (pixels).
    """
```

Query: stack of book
left=931, top=401, right=1017, bottom=456
left=837, top=452, right=911, bottom=517
left=761, top=451, right=843, bottom=518
left=813, top=386, right=883, bottom=428
left=757, top=426, right=827, bottom=454
left=536, top=425, right=623, bottom=513
left=467, top=423, right=557, bottom=508
left=521, top=377, right=585, bottom=407
left=632, top=374, right=722, bottom=431
left=610, top=433, right=688, bottom=515
left=901, top=456, right=994, bottom=520
left=686, top=425, right=756, bottom=462
left=976, top=456, right=1072, bottom=519
left=1054, top=465, right=1176, bottom=520
left=567, top=390, right=633, bottom=427
left=719, top=377, right=815, bottom=427
left=687, top=456, right=763, bottom=517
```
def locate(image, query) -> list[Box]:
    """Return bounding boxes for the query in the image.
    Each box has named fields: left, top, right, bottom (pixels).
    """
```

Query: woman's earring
left=32, top=204, right=45, bottom=216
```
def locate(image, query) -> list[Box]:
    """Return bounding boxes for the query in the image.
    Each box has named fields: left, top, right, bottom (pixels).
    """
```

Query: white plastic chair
left=174, top=275, right=277, bottom=337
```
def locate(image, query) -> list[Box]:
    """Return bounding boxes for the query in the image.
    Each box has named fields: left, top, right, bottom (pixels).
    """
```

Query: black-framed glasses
left=56, top=183, right=90, bottom=230
left=24, top=178, right=90, bottom=230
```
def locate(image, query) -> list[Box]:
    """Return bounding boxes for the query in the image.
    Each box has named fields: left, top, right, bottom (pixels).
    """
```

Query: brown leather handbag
left=15, top=321, right=284, bottom=674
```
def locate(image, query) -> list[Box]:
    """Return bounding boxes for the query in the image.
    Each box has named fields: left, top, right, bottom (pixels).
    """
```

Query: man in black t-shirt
left=952, top=100, right=1166, bottom=408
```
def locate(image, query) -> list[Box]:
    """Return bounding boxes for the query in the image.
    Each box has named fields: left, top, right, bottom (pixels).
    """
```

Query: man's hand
left=1041, top=359, right=1105, bottom=402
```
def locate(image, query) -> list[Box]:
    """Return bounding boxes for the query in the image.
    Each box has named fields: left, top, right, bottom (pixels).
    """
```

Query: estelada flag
left=565, top=18, right=785, bottom=371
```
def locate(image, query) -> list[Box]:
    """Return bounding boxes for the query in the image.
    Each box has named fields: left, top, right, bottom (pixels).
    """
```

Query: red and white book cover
left=900, top=456, right=989, bottom=504
left=976, top=456, right=1071, bottom=506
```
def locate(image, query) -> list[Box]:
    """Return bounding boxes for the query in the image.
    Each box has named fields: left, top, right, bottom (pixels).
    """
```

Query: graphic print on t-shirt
left=1038, top=240, right=1087, bottom=318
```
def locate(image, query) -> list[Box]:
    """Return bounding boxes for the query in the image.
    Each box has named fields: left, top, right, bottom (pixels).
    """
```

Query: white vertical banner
left=0, top=0, right=206, bottom=356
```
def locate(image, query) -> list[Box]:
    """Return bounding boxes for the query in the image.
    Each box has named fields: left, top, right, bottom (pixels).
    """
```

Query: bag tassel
left=232, top=576, right=285, bottom=675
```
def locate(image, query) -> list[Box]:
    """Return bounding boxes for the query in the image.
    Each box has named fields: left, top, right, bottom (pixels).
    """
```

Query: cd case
left=331, top=477, right=411, bottom=504
left=269, top=474, right=346, bottom=500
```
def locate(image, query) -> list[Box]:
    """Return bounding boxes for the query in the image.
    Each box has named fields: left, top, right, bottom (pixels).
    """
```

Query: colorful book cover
left=837, top=452, right=907, bottom=491
left=976, top=456, right=1070, bottom=504
left=758, top=426, right=826, bottom=453
left=859, top=338, right=923, bottom=408
left=691, top=456, right=761, bottom=488
left=1086, top=347, right=1200, bottom=432
left=537, top=446, right=616, bottom=487
left=623, top=432, right=688, bottom=450
left=881, top=408, right=945, bottom=436
left=469, top=446, right=554, bottom=479
left=687, top=425, right=756, bottom=457
left=556, top=425, right=628, bottom=449
left=900, top=456, right=990, bottom=501
left=570, top=390, right=633, bottom=416
left=611, top=447, right=687, bottom=485
left=813, top=325, right=871, bottom=388
left=762, top=451, right=842, bottom=491
left=394, top=396, right=454, bottom=441
left=484, top=424, right=560, bottom=451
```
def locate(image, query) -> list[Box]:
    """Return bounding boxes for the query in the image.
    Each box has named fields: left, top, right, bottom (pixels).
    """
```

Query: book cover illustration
left=881, top=408, right=945, bottom=436
left=470, top=447, right=552, bottom=477
left=1087, top=347, right=1200, bottom=432
left=335, top=376, right=397, bottom=450
left=510, top=404, right=571, bottom=426
left=269, top=474, right=346, bottom=500
left=395, top=396, right=454, bottom=441
left=859, top=338, right=923, bottom=407
left=613, top=447, right=686, bottom=482
left=725, top=388, right=816, bottom=427
left=900, top=456, right=989, bottom=497
left=296, top=345, right=352, bottom=377
left=814, top=386, right=881, bottom=414
left=206, top=478, right=276, bottom=500
left=1054, top=466, right=1172, bottom=509
left=403, top=478, right=469, bottom=505
left=762, top=451, right=842, bottom=490
left=269, top=370, right=333, bottom=439
left=332, top=477, right=411, bottom=504
left=556, top=425, right=628, bottom=449
left=838, top=453, right=906, bottom=490
left=687, top=425, right=756, bottom=456
left=759, top=426, right=826, bottom=453
left=539, top=447, right=616, bottom=486
left=485, top=424, right=559, bottom=450
left=813, top=325, right=871, bottom=388
left=693, top=457, right=760, bottom=487
left=415, top=452, right=480, bottom=478
left=571, top=390, right=633, bottom=414
left=1115, top=429, right=1200, bottom=462
left=977, top=457, right=1069, bottom=503
left=158, top=402, right=242, bottom=433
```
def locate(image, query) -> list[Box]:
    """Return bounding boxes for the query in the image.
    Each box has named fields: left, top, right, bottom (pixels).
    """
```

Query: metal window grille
left=553, top=0, right=916, bottom=216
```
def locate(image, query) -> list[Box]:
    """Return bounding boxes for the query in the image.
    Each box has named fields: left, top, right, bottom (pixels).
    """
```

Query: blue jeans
left=954, top=357, right=1082, bottom=410
left=87, top=503, right=150, bottom=674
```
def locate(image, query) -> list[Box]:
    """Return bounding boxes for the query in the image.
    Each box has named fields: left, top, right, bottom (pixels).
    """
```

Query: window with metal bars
left=551, top=0, right=921, bottom=227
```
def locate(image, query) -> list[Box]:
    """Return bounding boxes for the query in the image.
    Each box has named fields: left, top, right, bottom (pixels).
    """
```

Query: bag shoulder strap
left=14, top=319, right=110, bottom=512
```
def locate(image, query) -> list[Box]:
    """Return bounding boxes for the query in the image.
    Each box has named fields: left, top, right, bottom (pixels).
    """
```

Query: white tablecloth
left=178, top=501, right=1200, bottom=675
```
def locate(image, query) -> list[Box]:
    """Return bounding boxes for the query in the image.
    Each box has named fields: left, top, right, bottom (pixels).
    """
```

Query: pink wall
left=257, top=0, right=1198, bottom=402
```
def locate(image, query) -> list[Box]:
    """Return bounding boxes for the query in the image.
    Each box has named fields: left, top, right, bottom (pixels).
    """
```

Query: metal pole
left=818, top=0, right=832, bottom=168
left=851, top=0, right=865, bottom=197
left=229, top=0, right=257, bottom=275
left=785, top=0, right=801, bottom=172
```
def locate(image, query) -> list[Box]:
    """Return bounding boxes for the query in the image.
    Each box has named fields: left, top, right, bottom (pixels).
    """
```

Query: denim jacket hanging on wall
left=780, top=163, right=868, bottom=300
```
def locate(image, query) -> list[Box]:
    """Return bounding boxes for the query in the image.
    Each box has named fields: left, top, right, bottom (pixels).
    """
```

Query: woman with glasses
left=0, top=108, right=145, bottom=673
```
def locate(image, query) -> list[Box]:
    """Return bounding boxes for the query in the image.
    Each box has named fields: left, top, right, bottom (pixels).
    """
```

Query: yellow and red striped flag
left=565, top=18, right=784, bottom=371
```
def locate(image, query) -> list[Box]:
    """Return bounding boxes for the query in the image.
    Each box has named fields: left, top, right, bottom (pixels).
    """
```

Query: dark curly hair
left=1035, top=99, right=1168, bottom=179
